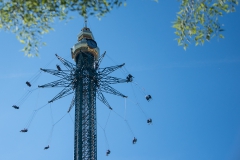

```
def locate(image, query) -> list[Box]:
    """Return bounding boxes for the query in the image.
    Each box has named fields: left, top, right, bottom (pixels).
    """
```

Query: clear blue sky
left=1, top=1, right=240, bottom=160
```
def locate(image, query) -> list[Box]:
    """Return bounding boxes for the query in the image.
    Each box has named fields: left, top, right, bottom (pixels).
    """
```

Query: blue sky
left=1, top=1, right=240, bottom=160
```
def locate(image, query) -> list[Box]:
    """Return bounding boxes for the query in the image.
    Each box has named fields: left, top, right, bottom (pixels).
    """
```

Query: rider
left=132, top=137, right=137, bottom=144
left=44, top=145, right=50, bottom=150
left=12, top=105, right=19, bottom=109
left=146, top=95, right=152, bottom=101
left=126, top=74, right=133, bottom=82
left=56, top=65, right=61, bottom=71
left=147, top=118, right=152, bottom=124
left=26, top=81, right=31, bottom=87
left=20, top=128, right=28, bottom=132
left=106, top=149, right=111, bottom=156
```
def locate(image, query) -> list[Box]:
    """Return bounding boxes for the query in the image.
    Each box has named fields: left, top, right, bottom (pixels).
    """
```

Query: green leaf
left=200, top=14, right=205, bottom=24
left=190, top=27, right=197, bottom=35
left=172, top=22, right=181, bottom=30
left=20, top=39, right=25, bottom=44
left=175, top=31, right=180, bottom=36
left=219, top=34, right=224, bottom=38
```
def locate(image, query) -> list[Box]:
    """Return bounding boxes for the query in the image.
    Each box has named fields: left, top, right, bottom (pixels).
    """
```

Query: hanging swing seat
left=12, top=105, right=19, bottom=109
left=106, top=150, right=111, bottom=156
left=44, top=145, right=50, bottom=150
left=20, top=128, right=28, bottom=132
left=26, top=81, right=31, bottom=87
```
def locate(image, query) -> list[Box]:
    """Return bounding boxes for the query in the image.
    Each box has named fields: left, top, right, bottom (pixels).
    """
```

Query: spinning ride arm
left=95, top=51, right=106, bottom=69
left=38, top=79, right=74, bottom=88
left=55, top=54, right=76, bottom=70
left=100, top=76, right=128, bottom=84
left=96, top=90, right=112, bottom=110
left=68, top=95, right=75, bottom=113
left=98, top=63, right=125, bottom=78
left=40, top=68, right=71, bottom=79
left=48, top=86, right=74, bottom=103
left=99, top=83, right=127, bottom=98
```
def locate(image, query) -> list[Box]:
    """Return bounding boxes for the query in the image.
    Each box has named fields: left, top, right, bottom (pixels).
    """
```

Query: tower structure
left=71, top=25, right=99, bottom=160
left=38, top=24, right=130, bottom=160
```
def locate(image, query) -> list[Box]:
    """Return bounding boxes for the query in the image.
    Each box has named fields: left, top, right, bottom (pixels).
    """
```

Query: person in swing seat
left=146, top=95, right=152, bottom=101
left=147, top=118, right=152, bottom=124
left=126, top=74, right=133, bottom=82
left=12, top=105, right=19, bottom=109
left=44, top=145, right=50, bottom=150
left=106, top=149, right=111, bottom=156
left=20, top=128, right=28, bottom=132
left=56, top=65, right=61, bottom=71
left=26, top=81, right=31, bottom=87
left=132, top=137, right=137, bottom=144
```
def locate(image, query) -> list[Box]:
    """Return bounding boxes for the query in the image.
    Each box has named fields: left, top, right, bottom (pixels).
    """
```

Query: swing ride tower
left=71, top=26, right=99, bottom=160
left=38, top=23, right=129, bottom=160
left=14, top=18, right=154, bottom=159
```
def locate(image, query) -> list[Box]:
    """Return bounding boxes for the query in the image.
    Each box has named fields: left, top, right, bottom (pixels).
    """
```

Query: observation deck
left=71, top=27, right=99, bottom=61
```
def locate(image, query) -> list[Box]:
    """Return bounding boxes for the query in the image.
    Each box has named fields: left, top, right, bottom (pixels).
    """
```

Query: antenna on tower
left=84, top=18, right=87, bottom=28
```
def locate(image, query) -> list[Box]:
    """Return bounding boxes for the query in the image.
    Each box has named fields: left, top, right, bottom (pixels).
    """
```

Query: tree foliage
left=0, top=0, right=238, bottom=56
left=173, top=0, right=239, bottom=50
left=0, top=0, right=125, bottom=56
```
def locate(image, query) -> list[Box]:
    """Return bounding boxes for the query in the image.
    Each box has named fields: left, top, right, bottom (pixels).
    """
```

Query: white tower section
left=71, top=27, right=100, bottom=61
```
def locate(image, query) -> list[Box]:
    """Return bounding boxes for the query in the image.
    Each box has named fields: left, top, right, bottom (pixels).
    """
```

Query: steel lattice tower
left=74, top=52, right=98, bottom=160
left=39, top=25, right=130, bottom=160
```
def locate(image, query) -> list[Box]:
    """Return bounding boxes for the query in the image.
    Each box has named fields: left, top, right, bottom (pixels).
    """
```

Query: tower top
left=71, top=22, right=100, bottom=62
left=77, top=21, right=94, bottom=42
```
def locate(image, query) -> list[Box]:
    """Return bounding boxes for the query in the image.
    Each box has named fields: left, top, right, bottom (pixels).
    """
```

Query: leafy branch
left=173, top=0, right=239, bottom=50
left=0, top=0, right=125, bottom=56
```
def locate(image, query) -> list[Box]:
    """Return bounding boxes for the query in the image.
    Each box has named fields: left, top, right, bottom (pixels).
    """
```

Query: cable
left=43, top=55, right=57, bottom=68
left=122, top=65, right=130, bottom=75
left=52, top=113, right=67, bottom=126
left=97, top=110, right=112, bottom=150
left=103, top=130, right=110, bottom=149
left=68, top=113, right=74, bottom=124
left=28, top=70, right=41, bottom=85
left=23, top=103, right=49, bottom=129
left=15, top=88, right=39, bottom=107
left=25, top=110, right=37, bottom=129
left=46, top=126, right=54, bottom=145
left=125, top=120, right=135, bottom=137
left=97, top=121, right=110, bottom=150
left=45, top=112, right=68, bottom=146
left=112, top=109, right=124, bottom=120
left=124, top=97, right=127, bottom=120
left=132, top=82, right=147, bottom=96
left=97, top=121, right=104, bottom=130
left=28, top=70, right=41, bottom=82
left=35, top=89, right=41, bottom=109
left=27, top=56, right=56, bottom=86
left=112, top=107, right=136, bottom=137
left=49, top=103, right=54, bottom=125
left=104, top=110, right=111, bottom=129
left=130, top=83, right=148, bottom=118
left=128, top=98, right=148, bottom=119
left=105, top=54, right=128, bottom=77
left=36, top=103, right=49, bottom=111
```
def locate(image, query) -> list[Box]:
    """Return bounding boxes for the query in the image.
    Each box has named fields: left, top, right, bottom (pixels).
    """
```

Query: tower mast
left=72, top=24, right=99, bottom=160
left=39, top=23, right=129, bottom=160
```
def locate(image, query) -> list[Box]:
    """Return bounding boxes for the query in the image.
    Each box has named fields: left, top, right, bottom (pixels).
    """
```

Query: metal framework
left=39, top=52, right=129, bottom=160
